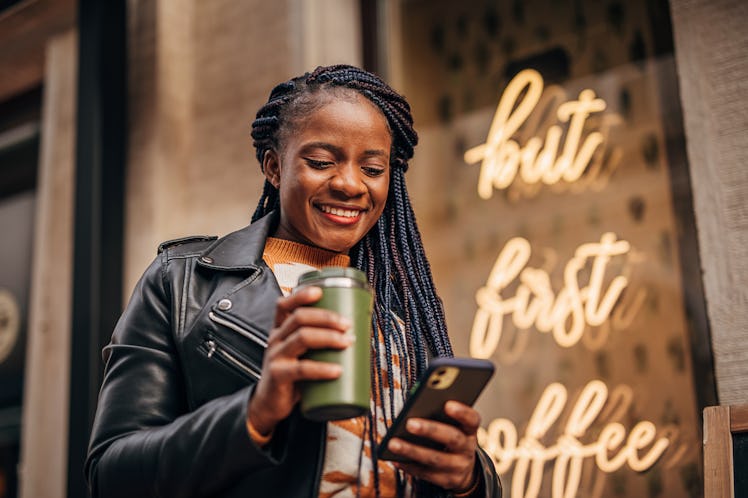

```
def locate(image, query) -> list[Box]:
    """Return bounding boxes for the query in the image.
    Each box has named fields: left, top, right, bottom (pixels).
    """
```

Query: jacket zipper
left=202, top=338, right=262, bottom=381
left=208, top=311, right=268, bottom=348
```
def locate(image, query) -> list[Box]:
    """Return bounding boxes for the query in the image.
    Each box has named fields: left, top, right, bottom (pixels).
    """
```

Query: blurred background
left=0, top=0, right=746, bottom=497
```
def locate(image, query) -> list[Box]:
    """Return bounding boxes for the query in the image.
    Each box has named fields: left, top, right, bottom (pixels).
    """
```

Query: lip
left=316, top=203, right=366, bottom=225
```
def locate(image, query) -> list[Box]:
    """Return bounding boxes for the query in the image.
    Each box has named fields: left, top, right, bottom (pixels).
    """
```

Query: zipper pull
left=206, top=340, right=217, bottom=358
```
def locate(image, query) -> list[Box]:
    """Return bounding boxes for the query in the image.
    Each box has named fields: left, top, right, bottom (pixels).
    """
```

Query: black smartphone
left=377, top=357, right=495, bottom=462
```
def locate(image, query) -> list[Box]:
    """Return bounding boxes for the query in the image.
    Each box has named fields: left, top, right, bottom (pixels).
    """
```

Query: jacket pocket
left=198, top=334, right=262, bottom=382
left=208, top=311, right=268, bottom=349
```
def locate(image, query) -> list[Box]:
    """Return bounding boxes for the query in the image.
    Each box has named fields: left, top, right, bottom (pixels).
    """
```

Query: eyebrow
left=300, top=141, right=389, bottom=158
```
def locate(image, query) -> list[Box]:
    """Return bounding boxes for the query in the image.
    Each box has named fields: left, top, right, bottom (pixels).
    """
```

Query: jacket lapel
left=197, top=212, right=282, bottom=342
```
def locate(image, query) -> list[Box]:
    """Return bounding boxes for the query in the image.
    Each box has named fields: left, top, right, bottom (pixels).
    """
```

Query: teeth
left=320, top=205, right=360, bottom=218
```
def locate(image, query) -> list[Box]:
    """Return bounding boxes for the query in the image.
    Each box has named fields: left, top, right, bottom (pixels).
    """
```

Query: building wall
left=124, top=0, right=362, bottom=293
left=124, top=0, right=294, bottom=292
left=670, top=0, right=748, bottom=405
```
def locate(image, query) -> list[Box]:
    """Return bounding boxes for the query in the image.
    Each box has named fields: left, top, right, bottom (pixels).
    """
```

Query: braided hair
left=250, top=65, right=453, bottom=496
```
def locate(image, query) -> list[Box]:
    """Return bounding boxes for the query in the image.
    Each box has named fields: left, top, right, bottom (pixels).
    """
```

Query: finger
left=385, top=437, right=469, bottom=474
left=268, top=358, right=342, bottom=384
left=444, top=401, right=481, bottom=436
left=386, top=438, right=453, bottom=470
left=394, top=459, right=476, bottom=492
left=273, top=286, right=323, bottom=326
left=270, top=306, right=351, bottom=344
left=275, top=327, right=353, bottom=359
left=402, top=418, right=474, bottom=453
left=388, top=437, right=477, bottom=491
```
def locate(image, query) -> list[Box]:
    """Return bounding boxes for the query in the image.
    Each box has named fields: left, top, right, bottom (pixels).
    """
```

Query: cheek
left=370, top=179, right=390, bottom=218
left=279, top=175, right=306, bottom=202
left=376, top=176, right=391, bottom=206
left=278, top=183, right=308, bottom=221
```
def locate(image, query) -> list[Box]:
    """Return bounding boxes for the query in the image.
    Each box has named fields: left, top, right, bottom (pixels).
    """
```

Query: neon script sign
left=466, top=70, right=674, bottom=497
left=464, top=69, right=607, bottom=199
left=478, top=380, right=670, bottom=498
left=470, top=233, right=630, bottom=356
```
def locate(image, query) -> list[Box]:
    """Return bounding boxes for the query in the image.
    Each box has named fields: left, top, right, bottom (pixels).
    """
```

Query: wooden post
left=703, top=405, right=734, bottom=498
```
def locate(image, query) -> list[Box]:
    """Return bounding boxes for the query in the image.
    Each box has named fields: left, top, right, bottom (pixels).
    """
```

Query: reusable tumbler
left=296, top=267, right=373, bottom=421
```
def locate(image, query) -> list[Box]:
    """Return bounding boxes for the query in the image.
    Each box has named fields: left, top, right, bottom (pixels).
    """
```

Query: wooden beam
left=18, top=28, right=77, bottom=498
left=0, top=0, right=76, bottom=101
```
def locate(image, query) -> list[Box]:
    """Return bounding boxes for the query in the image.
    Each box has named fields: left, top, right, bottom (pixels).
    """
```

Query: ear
left=262, top=149, right=281, bottom=189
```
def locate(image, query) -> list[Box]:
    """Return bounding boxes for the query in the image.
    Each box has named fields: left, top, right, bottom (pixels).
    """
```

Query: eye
left=304, top=158, right=333, bottom=169
left=362, top=165, right=386, bottom=177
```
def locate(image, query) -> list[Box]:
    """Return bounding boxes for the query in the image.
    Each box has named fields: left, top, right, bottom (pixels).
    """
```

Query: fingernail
left=339, top=317, right=352, bottom=329
left=407, top=419, right=421, bottom=432
left=389, top=440, right=402, bottom=451
left=301, top=286, right=322, bottom=297
left=327, top=364, right=343, bottom=375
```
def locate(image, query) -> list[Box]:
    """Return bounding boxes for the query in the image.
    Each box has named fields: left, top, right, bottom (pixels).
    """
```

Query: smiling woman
left=84, top=65, right=502, bottom=498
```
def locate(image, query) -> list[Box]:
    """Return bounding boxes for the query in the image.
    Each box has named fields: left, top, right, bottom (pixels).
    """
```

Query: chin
left=316, top=238, right=358, bottom=254
left=323, top=243, right=355, bottom=254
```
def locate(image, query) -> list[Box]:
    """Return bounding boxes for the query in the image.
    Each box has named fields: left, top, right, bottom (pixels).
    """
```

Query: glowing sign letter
left=470, top=234, right=631, bottom=356
left=477, top=380, right=670, bottom=498
left=465, top=70, right=544, bottom=198
left=464, top=69, right=607, bottom=197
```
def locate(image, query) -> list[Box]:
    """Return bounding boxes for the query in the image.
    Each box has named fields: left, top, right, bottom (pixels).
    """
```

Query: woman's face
left=264, top=93, right=392, bottom=253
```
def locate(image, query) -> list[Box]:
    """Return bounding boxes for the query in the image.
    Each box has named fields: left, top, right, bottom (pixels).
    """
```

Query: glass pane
left=0, top=123, right=38, bottom=498
left=394, top=1, right=707, bottom=497
left=0, top=191, right=34, bottom=407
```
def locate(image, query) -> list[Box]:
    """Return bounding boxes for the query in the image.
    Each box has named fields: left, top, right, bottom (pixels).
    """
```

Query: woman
left=86, top=65, right=501, bottom=497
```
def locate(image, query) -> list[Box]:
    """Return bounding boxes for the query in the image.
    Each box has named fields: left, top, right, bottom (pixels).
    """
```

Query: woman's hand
left=247, top=286, right=352, bottom=436
left=386, top=401, right=481, bottom=493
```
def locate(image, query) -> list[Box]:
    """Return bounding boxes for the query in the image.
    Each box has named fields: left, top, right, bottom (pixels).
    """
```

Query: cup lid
left=297, top=266, right=369, bottom=288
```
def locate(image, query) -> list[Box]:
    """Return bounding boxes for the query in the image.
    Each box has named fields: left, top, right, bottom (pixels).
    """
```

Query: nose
left=329, top=164, right=366, bottom=197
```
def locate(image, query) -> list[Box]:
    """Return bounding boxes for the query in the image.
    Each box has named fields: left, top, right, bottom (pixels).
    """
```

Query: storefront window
left=0, top=188, right=33, bottom=498
left=392, top=1, right=711, bottom=497
left=0, top=89, right=39, bottom=498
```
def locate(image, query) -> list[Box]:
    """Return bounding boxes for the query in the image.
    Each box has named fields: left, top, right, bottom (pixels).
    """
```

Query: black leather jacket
left=85, top=212, right=501, bottom=498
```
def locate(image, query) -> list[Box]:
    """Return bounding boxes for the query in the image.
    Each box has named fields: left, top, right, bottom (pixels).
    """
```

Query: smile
left=319, top=205, right=362, bottom=218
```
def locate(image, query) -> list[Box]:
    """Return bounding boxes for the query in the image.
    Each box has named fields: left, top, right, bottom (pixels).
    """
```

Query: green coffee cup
left=296, top=267, right=372, bottom=421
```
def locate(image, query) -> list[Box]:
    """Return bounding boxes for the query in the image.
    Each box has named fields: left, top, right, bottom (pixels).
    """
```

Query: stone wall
left=124, top=0, right=362, bottom=293
left=124, top=0, right=294, bottom=292
left=670, top=0, right=748, bottom=405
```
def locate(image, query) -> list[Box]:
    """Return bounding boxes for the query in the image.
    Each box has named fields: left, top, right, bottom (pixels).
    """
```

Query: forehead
left=279, top=87, right=391, bottom=141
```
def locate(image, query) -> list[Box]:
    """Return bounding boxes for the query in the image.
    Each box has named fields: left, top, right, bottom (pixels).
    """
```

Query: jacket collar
left=196, top=211, right=278, bottom=271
